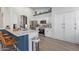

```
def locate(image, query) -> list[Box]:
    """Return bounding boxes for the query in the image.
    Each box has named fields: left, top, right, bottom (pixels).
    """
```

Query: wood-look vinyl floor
left=39, top=36, right=79, bottom=51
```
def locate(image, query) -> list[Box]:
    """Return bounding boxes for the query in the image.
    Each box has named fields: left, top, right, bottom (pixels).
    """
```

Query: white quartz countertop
left=0, top=28, right=38, bottom=36
left=5, top=29, right=38, bottom=37
left=0, top=28, right=38, bottom=37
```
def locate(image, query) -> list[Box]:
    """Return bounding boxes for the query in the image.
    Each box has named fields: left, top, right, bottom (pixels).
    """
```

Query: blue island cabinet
left=0, top=29, right=29, bottom=51
left=16, top=35, right=29, bottom=51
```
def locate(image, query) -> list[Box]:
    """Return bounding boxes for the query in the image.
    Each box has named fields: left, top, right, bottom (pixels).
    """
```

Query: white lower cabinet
left=28, top=31, right=38, bottom=51
left=45, top=28, right=53, bottom=38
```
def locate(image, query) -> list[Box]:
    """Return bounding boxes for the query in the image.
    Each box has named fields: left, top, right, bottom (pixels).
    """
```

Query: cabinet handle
left=74, top=27, right=76, bottom=29
left=74, top=23, right=76, bottom=25
left=62, top=26, right=65, bottom=29
left=62, top=23, right=65, bottom=25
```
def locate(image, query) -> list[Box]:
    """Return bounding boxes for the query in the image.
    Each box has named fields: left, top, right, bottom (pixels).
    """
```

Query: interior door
left=75, top=11, right=79, bottom=44
left=21, top=15, right=27, bottom=28
left=0, top=8, right=3, bottom=28
left=65, top=12, right=76, bottom=43
left=54, top=14, right=65, bottom=40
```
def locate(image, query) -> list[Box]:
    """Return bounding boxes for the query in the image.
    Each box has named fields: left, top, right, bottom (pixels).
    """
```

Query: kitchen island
left=0, top=29, right=38, bottom=51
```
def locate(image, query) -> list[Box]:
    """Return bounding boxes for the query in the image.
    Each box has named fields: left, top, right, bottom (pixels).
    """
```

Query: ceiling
left=12, top=7, right=79, bottom=16
left=53, top=7, right=79, bottom=14
left=31, top=7, right=79, bottom=14
left=30, top=7, right=52, bottom=15
left=31, top=7, right=51, bottom=10
left=13, top=7, right=34, bottom=16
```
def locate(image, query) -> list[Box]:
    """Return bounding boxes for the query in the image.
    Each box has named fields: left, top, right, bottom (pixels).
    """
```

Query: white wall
left=2, top=8, right=20, bottom=28
left=1, top=7, right=33, bottom=28
left=31, top=13, right=52, bottom=24
left=2, top=7, right=52, bottom=29
left=2, top=7, right=11, bottom=28
left=53, top=7, right=79, bottom=14
left=0, top=8, right=3, bottom=28
left=13, top=7, right=34, bottom=28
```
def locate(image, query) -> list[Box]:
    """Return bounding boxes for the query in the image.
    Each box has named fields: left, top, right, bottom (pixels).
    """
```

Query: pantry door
left=54, top=14, right=65, bottom=40
left=65, top=12, right=76, bottom=43
left=0, top=8, right=3, bottom=28
left=75, top=11, right=79, bottom=44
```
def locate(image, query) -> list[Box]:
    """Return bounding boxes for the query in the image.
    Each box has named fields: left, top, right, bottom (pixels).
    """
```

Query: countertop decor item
left=6, top=25, right=10, bottom=29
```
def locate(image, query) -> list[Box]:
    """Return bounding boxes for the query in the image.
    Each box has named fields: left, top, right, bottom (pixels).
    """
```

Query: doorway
left=21, top=15, right=27, bottom=29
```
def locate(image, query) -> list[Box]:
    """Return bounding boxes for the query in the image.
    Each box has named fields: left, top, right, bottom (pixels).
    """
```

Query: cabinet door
left=45, top=28, right=53, bottom=38
left=16, top=35, right=28, bottom=51
left=65, top=12, right=76, bottom=43
left=0, top=9, right=3, bottom=28
left=75, top=11, right=79, bottom=44
left=29, top=31, right=38, bottom=51
left=54, top=14, right=65, bottom=40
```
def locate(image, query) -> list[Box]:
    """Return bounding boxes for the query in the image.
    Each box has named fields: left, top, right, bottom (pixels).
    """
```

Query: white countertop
left=0, top=28, right=38, bottom=36
left=6, top=29, right=38, bottom=37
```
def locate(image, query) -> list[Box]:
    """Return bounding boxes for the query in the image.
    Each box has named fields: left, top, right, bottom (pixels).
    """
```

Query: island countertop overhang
left=0, top=28, right=38, bottom=37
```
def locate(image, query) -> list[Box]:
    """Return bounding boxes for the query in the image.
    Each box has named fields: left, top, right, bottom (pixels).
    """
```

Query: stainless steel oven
left=39, top=29, right=45, bottom=36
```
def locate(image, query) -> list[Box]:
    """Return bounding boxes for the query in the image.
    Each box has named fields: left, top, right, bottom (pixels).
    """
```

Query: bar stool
left=0, top=36, right=2, bottom=50
left=1, top=36, right=17, bottom=51
left=0, top=31, right=5, bottom=50
left=32, top=37, right=40, bottom=51
left=0, top=31, right=17, bottom=51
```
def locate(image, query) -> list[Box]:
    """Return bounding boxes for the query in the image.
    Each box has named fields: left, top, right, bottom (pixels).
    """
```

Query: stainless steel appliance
left=39, top=29, right=45, bottom=36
